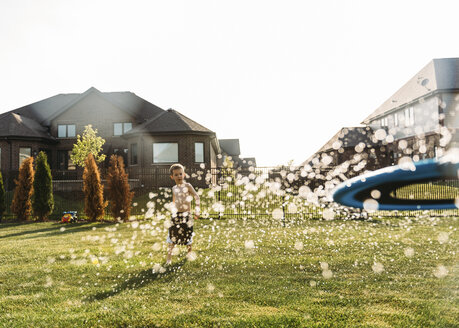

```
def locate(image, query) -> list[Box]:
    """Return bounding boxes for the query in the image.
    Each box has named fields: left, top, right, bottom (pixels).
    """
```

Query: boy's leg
left=187, top=245, right=192, bottom=253
left=166, top=244, right=175, bottom=264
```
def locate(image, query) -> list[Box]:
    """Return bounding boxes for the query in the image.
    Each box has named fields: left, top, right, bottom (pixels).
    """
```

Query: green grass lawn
left=0, top=215, right=457, bottom=327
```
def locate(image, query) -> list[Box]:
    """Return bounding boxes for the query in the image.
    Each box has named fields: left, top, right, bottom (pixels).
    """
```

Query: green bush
left=32, top=152, right=54, bottom=221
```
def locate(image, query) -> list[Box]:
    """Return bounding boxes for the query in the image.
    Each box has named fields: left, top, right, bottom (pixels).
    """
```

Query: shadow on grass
left=86, top=258, right=187, bottom=302
left=0, top=222, right=116, bottom=240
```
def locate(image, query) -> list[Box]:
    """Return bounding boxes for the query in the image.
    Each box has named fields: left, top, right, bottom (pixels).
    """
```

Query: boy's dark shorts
left=167, top=212, right=194, bottom=245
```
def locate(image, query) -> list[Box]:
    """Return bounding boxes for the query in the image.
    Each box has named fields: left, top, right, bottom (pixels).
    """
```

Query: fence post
left=282, top=195, right=286, bottom=227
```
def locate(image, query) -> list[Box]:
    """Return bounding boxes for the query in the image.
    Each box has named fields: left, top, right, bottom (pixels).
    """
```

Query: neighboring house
left=302, top=58, right=459, bottom=184
left=219, top=139, right=256, bottom=169
left=0, top=87, right=220, bottom=189
left=301, top=126, right=386, bottom=175
left=362, top=57, right=458, bottom=160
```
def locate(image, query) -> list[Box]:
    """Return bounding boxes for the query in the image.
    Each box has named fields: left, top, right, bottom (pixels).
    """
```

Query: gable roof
left=301, top=126, right=377, bottom=166
left=362, top=58, right=459, bottom=124
left=0, top=93, right=80, bottom=124
left=124, top=109, right=215, bottom=136
left=0, top=112, right=56, bottom=141
left=0, top=87, right=166, bottom=126
left=0, top=87, right=216, bottom=140
left=219, top=139, right=241, bottom=156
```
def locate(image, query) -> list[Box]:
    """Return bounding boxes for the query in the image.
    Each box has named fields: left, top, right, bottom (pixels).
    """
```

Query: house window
left=404, top=107, right=415, bottom=127
left=195, top=143, right=204, bottom=163
left=394, top=112, right=399, bottom=126
left=131, top=144, right=138, bottom=165
left=114, top=122, right=133, bottom=136
left=153, top=143, right=178, bottom=163
left=58, top=124, right=76, bottom=138
left=19, top=147, right=31, bottom=167
left=57, top=150, right=75, bottom=170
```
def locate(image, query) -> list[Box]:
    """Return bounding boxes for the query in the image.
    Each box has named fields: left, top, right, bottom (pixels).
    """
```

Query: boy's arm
left=187, top=184, right=200, bottom=218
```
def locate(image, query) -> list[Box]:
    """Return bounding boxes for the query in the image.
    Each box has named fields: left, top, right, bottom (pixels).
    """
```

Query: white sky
left=1, top=0, right=458, bottom=167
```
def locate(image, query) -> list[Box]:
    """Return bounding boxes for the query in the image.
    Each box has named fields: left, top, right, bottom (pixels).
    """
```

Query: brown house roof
left=0, top=87, right=214, bottom=139
left=362, top=58, right=459, bottom=124
left=124, top=109, right=215, bottom=136
left=0, top=112, right=56, bottom=141
left=0, top=87, right=163, bottom=127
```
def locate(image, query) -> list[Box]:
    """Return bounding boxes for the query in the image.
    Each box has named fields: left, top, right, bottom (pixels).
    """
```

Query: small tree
left=106, top=155, right=134, bottom=221
left=83, top=153, right=107, bottom=221
left=0, top=171, right=5, bottom=221
left=11, top=157, right=34, bottom=221
left=32, top=151, right=54, bottom=221
left=70, top=125, right=106, bottom=167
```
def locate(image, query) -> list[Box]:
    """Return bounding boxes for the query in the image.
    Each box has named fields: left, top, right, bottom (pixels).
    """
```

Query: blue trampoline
left=332, top=158, right=459, bottom=210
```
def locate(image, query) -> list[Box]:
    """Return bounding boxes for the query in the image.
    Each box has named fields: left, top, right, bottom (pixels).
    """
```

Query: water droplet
left=374, top=129, right=387, bottom=140
left=294, top=241, right=304, bottom=250
left=363, top=199, right=379, bottom=211
left=186, top=251, right=197, bottom=261
left=433, top=265, right=448, bottom=278
left=370, top=190, right=381, bottom=199
left=272, top=208, right=283, bottom=220
left=437, top=232, right=449, bottom=244
left=404, top=247, right=415, bottom=257
left=244, top=240, right=255, bottom=249
left=322, top=208, right=335, bottom=220
left=372, top=262, right=384, bottom=274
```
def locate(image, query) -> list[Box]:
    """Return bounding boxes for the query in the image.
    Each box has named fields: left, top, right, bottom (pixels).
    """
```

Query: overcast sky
left=1, top=0, right=458, bottom=166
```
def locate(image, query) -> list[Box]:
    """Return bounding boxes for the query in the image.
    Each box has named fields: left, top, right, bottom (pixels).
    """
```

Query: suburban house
left=219, top=139, right=257, bottom=169
left=0, top=87, right=221, bottom=189
left=301, top=57, right=459, bottom=185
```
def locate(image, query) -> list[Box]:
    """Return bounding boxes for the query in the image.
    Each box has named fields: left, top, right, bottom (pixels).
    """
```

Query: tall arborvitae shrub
left=0, top=171, right=5, bottom=221
left=106, top=155, right=134, bottom=221
left=11, top=157, right=34, bottom=221
left=83, top=153, right=106, bottom=221
left=32, top=151, right=54, bottom=221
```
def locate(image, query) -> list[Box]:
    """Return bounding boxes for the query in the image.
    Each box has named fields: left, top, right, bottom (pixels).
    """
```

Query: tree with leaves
left=0, top=171, right=5, bottom=221
left=70, top=125, right=106, bottom=167
left=83, top=153, right=107, bottom=221
left=32, top=151, right=54, bottom=221
left=106, top=155, right=134, bottom=221
left=11, top=157, right=34, bottom=221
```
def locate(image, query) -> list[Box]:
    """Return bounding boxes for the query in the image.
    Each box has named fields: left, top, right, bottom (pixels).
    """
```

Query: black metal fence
left=1, top=167, right=458, bottom=221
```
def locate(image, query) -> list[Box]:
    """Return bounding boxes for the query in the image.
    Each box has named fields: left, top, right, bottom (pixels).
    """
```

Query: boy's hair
left=169, top=163, right=185, bottom=175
